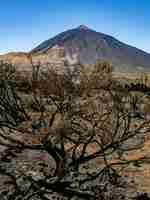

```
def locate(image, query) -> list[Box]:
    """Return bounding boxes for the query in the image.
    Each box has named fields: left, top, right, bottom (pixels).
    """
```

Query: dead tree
left=0, top=61, right=149, bottom=199
left=0, top=61, right=16, bottom=80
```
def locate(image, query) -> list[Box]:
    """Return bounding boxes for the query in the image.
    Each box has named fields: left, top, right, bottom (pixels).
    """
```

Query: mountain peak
left=77, top=25, right=89, bottom=31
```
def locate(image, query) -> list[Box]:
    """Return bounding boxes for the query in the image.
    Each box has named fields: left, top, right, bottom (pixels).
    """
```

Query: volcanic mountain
left=1, top=25, right=150, bottom=72
left=31, top=25, right=150, bottom=72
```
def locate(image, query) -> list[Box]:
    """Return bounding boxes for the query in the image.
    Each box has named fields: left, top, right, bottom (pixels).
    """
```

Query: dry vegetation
left=0, top=61, right=150, bottom=199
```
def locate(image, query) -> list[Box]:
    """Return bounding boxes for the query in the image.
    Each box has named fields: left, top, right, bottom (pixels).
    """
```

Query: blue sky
left=0, top=0, right=150, bottom=54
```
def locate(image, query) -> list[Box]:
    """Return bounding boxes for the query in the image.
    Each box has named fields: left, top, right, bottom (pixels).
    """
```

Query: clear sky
left=0, top=0, right=150, bottom=54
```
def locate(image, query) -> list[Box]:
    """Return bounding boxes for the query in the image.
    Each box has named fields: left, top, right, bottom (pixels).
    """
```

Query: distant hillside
left=1, top=25, right=150, bottom=72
